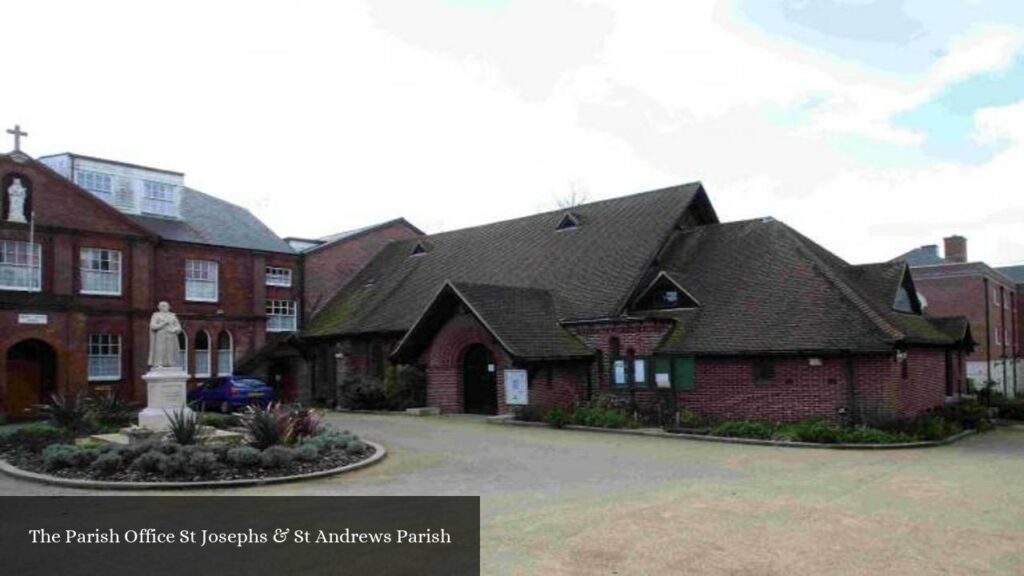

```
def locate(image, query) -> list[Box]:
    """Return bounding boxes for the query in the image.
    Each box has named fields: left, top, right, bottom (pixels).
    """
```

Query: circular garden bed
left=0, top=401, right=383, bottom=488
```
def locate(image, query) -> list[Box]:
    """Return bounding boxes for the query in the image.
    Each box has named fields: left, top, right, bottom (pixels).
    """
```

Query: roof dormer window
left=633, top=271, right=699, bottom=311
left=142, top=180, right=178, bottom=218
left=410, top=242, right=428, bottom=256
left=556, top=212, right=580, bottom=231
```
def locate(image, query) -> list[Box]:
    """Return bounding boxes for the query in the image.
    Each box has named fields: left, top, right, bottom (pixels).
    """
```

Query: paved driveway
left=3, top=414, right=1024, bottom=575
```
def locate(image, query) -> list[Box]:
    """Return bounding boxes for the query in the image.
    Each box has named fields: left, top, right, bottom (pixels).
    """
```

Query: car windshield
left=231, top=378, right=266, bottom=388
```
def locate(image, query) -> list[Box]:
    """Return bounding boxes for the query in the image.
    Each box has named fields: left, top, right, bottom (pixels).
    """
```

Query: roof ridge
left=777, top=223, right=905, bottom=342
left=409, top=182, right=703, bottom=243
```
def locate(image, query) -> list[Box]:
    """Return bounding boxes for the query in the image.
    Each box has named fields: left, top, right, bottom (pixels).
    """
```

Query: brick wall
left=420, top=311, right=509, bottom=414
left=0, top=155, right=302, bottom=416
left=303, top=223, right=421, bottom=318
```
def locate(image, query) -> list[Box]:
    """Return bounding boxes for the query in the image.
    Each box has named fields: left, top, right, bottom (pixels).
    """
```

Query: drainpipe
left=1001, top=285, right=1008, bottom=397
left=845, top=354, right=857, bottom=426
left=984, top=277, right=992, bottom=405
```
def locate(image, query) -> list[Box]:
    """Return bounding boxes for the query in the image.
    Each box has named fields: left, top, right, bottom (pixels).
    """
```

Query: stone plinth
left=138, top=366, right=193, bottom=431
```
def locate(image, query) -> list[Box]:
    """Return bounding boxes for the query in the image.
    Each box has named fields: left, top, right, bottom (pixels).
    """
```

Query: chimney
left=944, top=235, right=967, bottom=263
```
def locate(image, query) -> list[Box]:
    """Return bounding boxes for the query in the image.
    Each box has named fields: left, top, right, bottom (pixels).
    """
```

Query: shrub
left=789, top=420, right=841, bottom=444
left=678, top=408, right=705, bottom=429
left=157, top=442, right=183, bottom=455
left=304, top=429, right=357, bottom=453
left=289, top=406, right=324, bottom=442
left=40, top=393, right=91, bottom=433
left=227, top=446, right=261, bottom=467
left=88, top=391, right=135, bottom=427
left=0, top=424, right=67, bottom=452
left=345, top=440, right=370, bottom=457
left=200, top=412, right=240, bottom=430
left=340, top=376, right=390, bottom=410
left=544, top=406, right=571, bottom=429
left=382, top=365, right=427, bottom=410
left=238, top=403, right=293, bottom=449
left=89, top=452, right=124, bottom=476
left=42, top=444, right=90, bottom=470
left=159, top=452, right=190, bottom=477
left=165, top=409, right=201, bottom=445
left=913, top=414, right=959, bottom=441
left=841, top=427, right=912, bottom=444
left=994, top=399, right=1024, bottom=421
left=260, top=446, right=295, bottom=469
left=188, top=450, right=218, bottom=475
left=711, top=421, right=775, bottom=440
left=573, top=405, right=634, bottom=429
left=940, top=399, right=992, bottom=431
left=294, top=443, right=320, bottom=462
left=130, top=450, right=168, bottom=474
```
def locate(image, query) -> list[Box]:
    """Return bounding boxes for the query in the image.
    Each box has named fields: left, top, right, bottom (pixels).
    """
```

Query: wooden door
left=6, top=359, right=43, bottom=418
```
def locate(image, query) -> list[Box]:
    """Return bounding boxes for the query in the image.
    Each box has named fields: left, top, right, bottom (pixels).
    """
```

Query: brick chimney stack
left=944, top=235, right=967, bottom=263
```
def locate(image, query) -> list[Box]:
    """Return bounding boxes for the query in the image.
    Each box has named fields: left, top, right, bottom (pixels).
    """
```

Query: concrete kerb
left=0, top=440, right=386, bottom=490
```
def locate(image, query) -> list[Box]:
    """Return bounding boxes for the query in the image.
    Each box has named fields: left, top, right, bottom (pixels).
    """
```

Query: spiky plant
left=237, top=403, right=293, bottom=450
left=164, top=409, right=201, bottom=445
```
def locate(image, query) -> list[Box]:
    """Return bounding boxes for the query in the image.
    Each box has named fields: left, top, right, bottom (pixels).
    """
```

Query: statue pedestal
left=138, top=367, right=193, bottom=431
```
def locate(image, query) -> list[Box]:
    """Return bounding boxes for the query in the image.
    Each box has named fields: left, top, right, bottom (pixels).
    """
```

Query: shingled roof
left=652, top=219, right=958, bottom=355
left=304, top=183, right=716, bottom=343
left=305, top=182, right=965, bottom=359
left=393, top=282, right=592, bottom=361
left=129, top=188, right=294, bottom=254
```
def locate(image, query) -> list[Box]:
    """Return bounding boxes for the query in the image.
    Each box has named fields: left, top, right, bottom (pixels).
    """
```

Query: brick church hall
left=1, top=127, right=976, bottom=426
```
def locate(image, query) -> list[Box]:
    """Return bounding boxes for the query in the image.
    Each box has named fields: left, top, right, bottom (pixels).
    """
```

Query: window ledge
left=80, top=290, right=123, bottom=297
left=88, top=376, right=122, bottom=383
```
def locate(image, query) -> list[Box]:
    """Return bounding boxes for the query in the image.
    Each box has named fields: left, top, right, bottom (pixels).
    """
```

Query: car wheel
left=219, top=401, right=232, bottom=414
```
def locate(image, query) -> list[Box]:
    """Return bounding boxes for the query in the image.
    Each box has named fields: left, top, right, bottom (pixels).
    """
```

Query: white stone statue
left=148, top=301, right=182, bottom=368
left=6, top=178, right=27, bottom=223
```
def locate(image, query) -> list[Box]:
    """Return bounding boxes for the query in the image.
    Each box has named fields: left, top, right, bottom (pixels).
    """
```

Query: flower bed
left=0, top=425, right=374, bottom=483
left=516, top=397, right=990, bottom=445
left=0, top=402, right=377, bottom=484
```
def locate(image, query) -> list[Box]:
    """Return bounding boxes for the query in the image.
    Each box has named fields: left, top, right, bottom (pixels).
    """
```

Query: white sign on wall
left=504, top=369, right=529, bottom=406
left=18, top=314, right=48, bottom=325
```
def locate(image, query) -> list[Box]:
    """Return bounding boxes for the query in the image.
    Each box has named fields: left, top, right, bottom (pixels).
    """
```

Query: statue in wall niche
left=148, top=301, right=183, bottom=369
left=6, top=178, right=28, bottom=223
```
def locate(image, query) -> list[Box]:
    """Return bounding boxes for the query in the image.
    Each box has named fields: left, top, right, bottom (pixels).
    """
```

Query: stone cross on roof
left=6, top=124, right=28, bottom=152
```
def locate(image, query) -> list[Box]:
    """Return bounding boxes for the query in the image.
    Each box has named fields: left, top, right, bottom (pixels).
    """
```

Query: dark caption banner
left=0, top=496, right=480, bottom=576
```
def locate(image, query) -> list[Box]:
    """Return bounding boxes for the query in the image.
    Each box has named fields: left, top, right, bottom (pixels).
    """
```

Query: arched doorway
left=5, top=339, right=57, bottom=419
left=462, top=344, right=497, bottom=414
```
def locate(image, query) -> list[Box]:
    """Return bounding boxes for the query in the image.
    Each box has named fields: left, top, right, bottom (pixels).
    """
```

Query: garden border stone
left=487, top=415, right=977, bottom=449
left=0, top=440, right=386, bottom=490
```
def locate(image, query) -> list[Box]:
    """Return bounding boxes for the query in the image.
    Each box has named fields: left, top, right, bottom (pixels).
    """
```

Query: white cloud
left=0, top=0, right=1021, bottom=266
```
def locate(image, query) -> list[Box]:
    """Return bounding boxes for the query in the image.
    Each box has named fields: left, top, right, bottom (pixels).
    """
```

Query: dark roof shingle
left=304, top=183, right=713, bottom=337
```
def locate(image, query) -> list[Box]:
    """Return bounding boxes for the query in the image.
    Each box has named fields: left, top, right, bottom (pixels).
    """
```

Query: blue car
left=187, top=376, right=276, bottom=413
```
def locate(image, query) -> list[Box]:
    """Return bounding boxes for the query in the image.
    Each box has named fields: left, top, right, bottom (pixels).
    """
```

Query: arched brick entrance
left=462, top=344, right=497, bottom=414
left=4, top=339, right=58, bottom=419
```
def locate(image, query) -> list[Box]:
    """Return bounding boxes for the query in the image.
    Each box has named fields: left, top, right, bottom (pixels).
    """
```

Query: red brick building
left=304, top=184, right=974, bottom=425
left=0, top=149, right=301, bottom=419
left=893, top=236, right=1020, bottom=396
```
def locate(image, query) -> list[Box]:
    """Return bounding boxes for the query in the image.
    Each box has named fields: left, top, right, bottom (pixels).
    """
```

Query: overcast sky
left=2, top=1, right=1022, bottom=265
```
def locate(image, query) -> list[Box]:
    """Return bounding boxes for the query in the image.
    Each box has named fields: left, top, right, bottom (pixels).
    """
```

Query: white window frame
left=217, top=331, right=234, bottom=376
left=994, top=288, right=1001, bottom=306
left=74, top=170, right=113, bottom=199
left=88, top=334, right=121, bottom=381
left=80, top=248, right=122, bottom=296
left=194, top=330, right=212, bottom=377
left=995, top=329, right=1001, bottom=345
left=0, top=240, right=42, bottom=292
left=178, top=332, right=189, bottom=375
left=266, top=299, right=298, bottom=332
left=185, top=259, right=219, bottom=302
left=265, top=266, right=293, bottom=287
left=141, top=180, right=177, bottom=217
